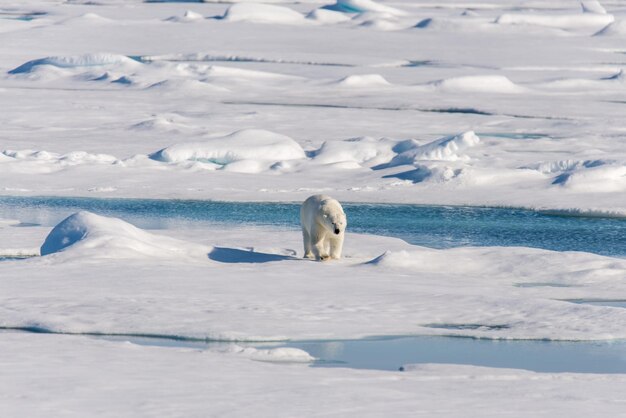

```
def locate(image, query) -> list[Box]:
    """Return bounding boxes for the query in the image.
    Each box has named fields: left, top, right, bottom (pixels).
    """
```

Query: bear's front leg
left=329, top=234, right=344, bottom=260
left=313, top=235, right=330, bottom=261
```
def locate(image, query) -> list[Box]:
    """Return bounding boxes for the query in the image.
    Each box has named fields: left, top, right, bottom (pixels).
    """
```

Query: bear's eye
left=323, top=214, right=328, bottom=219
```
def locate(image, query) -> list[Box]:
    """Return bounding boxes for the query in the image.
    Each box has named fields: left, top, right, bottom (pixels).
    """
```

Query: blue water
left=0, top=196, right=623, bottom=257
left=98, top=334, right=626, bottom=374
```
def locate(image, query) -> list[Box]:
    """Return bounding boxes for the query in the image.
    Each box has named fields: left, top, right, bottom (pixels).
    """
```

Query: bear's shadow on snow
left=208, top=247, right=298, bottom=264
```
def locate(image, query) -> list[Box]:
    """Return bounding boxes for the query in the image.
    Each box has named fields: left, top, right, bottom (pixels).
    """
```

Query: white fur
left=300, top=194, right=347, bottom=261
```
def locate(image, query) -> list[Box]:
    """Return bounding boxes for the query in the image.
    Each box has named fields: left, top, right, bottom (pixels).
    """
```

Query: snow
left=40, top=211, right=211, bottom=261
left=221, top=4, right=306, bottom=25
left=2, top=0, right=626, bottom=415
left=8, top=53, right=139, bottom=74
left=150, top=128, right=306, bottom=171
left=429, top=75, right=526, bottom=94
left=3, top=333, right=626, bottom=418
left=495, top=12, right=615, bottom=31
left=323, top=0, right=407, bottom=16
left=336, top=73, right=391, bottom=87
left=389, top=131, right=480, bottom=164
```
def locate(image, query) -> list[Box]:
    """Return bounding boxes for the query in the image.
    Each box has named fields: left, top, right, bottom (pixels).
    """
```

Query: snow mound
left=337, top=74, right=390, bottom=87
left=306, top=9, right=351, bottom=24
left=61, top=13, right=114, bottom=25
left=537, top=70, right=624, bottom=90
left=40, top=211, right=211, bottom=260
left=495, top=12, right=614, bottom=31
left=387, top=165, right=462, bottom=183
left=323, top=0, right=407, bottom=16
left=2, top=149, right=118, bottom=166
left=367, top=250, right=423, bottom=269
left=221, top=4, right=305, bottom=25
left=581, top=1, right=607, bottom=14
left=8, top=53, right=139, bottom=74
left=595, top=20, right=626, bottom=36
left=430, top=75, right=524, bottom=94
left=223, top=345, right=315, bottom=363
left=150, top=129, right=306, bottom=170
left=389, top=132, right=480, bottom=165
left=165, top=10, right=204, bottom=23
left=554, top=164, right=626, bottom=193
left=312, top=137, right=396, bottom=167
left=357, top=14, right=406, bottom=31
left=522, top=159, right=609, bottom=174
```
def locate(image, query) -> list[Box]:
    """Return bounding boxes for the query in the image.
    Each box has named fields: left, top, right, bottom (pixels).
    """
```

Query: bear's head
left=320, top=200, right=347, bottom=236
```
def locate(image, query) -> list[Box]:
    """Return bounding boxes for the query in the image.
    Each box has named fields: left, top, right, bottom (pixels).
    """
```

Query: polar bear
left=300, top=194, right=347, bottom=261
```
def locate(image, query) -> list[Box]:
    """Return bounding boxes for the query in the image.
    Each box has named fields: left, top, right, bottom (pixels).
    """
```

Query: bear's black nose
left=334, top=228, right=340, bottom=235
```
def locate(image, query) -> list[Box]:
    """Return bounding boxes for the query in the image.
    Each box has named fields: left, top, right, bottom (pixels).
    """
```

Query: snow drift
left=8, top=53, right=140, bottom=74
left=389, top=131, right=480, bottom=165
left=40, top=211, right=211, bottom=260
left=150, top=129, right=306, bottom=171
left=430, top=75, right=525, bottom=94
left=323, top=0, right=407, bottom=16
left=495, top=12, right=614, bottom=31
left=221, top=4, right=305, bottom=25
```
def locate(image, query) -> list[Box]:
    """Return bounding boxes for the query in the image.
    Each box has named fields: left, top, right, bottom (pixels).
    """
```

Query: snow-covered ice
left=1, top=0, right=626, bottom=415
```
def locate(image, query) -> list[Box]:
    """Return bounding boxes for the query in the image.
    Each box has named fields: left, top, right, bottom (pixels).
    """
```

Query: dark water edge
left=0, top=196, right=623, bottom=257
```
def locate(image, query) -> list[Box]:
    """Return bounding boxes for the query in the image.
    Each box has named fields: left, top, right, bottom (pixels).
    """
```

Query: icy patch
left=389, top=132, right=480, bottom=165
left=8, top=53, right=140, bottom=74
left=40, top=211, right=211, bottom=260
left=430, top=75, right=525, bottom=94
left=323, top=0, right=407, bottom=16
left=150, top=129, right=306, bottom=172
left=336, top=74, right=390, bottom=87
left=221, top=4, right=305, bottom=25
left=222, top=345, right=315, bottom=363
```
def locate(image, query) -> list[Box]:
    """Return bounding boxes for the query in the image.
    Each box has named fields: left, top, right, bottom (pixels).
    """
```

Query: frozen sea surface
left=0, top=196, right=623, bottom=256
left=97, top=333, right=626, bottom=374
